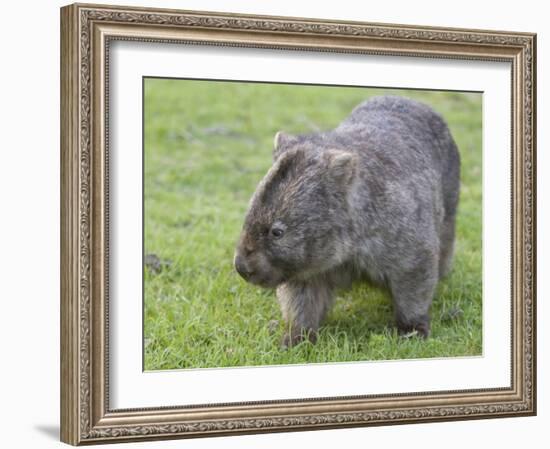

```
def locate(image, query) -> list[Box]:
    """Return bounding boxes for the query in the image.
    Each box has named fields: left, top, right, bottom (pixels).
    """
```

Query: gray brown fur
left=234, top=96, right=460, bottom=346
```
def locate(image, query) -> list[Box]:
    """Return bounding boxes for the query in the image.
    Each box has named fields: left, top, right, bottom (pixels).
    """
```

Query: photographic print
left=61, top=3, right=535, bottom=444
left=143, top=79, right=482, bottom=370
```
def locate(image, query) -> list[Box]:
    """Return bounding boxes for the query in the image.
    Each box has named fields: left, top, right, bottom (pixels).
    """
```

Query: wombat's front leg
left=388, top=259, right=439, bottom=338
left=276, top=279, right=334, bottom=347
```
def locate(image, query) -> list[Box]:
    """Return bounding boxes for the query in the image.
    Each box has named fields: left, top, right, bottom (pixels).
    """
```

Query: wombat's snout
left=234, top=247, right=284, bottom=288
left=234, top=253, right=254, bottom=280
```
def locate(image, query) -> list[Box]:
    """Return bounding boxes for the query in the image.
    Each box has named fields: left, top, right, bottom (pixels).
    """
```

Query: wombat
left=234, top=96, right=460, bottom=347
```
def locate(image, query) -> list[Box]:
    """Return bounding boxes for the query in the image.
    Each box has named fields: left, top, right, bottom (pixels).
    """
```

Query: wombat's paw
left=397, top=320, right=431, bottom=339
left=281, top=329, right=317, bottom=348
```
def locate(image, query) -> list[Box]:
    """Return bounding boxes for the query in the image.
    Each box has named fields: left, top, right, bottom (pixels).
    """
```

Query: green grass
left=143, top=79, right=482, bottom=370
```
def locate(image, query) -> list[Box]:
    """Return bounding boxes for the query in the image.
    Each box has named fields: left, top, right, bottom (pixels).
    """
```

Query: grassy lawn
left=143, top=78, right=482, bottom=370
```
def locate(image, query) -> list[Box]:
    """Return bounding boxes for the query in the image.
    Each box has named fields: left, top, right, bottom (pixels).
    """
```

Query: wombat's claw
left=280, top=334, right=292, bottom=349
left=398, top=321, right=430, bottom=339
left=281, top=333, right=303, bottom=349
left=400, top=330, right=419, bottom=339
left=281, top=330, right=317, bottom=348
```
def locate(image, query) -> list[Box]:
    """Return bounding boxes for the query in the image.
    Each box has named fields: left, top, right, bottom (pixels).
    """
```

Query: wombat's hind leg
left=276, top=279, right=334, bottom=347
left=438, top=216, right=456, bottom=280
left=388, top=259, right=438, bottom=338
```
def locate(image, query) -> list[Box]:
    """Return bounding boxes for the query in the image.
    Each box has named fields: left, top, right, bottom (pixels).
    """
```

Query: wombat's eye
left=271, top=228, right=284, bottom=238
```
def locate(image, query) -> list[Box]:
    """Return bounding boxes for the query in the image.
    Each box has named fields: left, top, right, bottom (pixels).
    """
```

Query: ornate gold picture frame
left=60, top=2, right=536, bottom=445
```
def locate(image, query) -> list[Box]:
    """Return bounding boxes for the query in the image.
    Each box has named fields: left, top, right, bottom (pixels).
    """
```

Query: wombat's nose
left=234, top=254, right=254, bottom=279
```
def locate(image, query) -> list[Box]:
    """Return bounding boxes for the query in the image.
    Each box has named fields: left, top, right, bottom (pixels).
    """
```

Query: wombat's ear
left=323, top=150, right=357, bottom=185
left=273, top=131, right=298, bottom=161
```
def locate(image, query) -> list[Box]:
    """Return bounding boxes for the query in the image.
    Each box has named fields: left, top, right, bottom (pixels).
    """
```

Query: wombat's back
left=336, top=96, right=460, bottom=224
left=339, top=96, right=457, bottom=166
